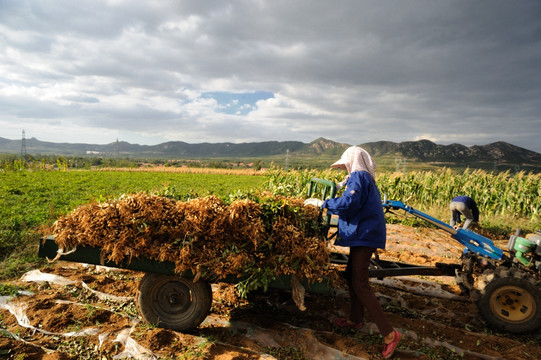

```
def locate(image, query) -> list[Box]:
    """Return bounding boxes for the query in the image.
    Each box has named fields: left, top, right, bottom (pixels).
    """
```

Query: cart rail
left=38, top=236, right=336, bottom=295
left=40, top=236, right=459, bottom=286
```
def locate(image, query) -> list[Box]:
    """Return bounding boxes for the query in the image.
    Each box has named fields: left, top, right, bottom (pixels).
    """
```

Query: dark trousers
left=346, top=246, right=393, bottom=337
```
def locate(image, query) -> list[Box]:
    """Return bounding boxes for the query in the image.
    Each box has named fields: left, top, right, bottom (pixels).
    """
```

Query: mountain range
left=2, top=136, right=541, bottom=170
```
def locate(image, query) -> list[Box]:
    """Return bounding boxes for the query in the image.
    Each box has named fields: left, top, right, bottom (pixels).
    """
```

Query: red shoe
left=382, top=330, right=402, bottom=359
left=332, top=317, right=363, bottom=329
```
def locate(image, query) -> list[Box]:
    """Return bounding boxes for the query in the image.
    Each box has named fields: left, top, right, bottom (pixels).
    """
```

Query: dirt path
left=1, top=224, right=540, bottom=359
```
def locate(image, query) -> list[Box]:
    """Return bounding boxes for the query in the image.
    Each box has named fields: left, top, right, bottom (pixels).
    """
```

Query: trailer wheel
left=137, top=273, right=212, bottom=331
left=476, top=268, right=541, bottom=334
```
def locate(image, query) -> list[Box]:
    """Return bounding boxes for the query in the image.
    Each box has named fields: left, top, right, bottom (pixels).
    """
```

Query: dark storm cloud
left=0, top=0, right=539, bottom=152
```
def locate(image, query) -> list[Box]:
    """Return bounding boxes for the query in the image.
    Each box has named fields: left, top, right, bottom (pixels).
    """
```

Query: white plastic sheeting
left=1, top=269, right=159, bottom=359
left=3, top=268, right=503, bottom=359
left=20, top=269, right=77, bottom=286
left=202, top=316, right=368, bottom=360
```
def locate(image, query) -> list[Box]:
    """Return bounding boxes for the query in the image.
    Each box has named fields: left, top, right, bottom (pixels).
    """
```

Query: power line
left=21, top=129, right=27, bottom=159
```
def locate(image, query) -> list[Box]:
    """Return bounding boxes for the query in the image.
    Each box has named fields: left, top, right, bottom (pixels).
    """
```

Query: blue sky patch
left=202, top=91, right=274, bottom=115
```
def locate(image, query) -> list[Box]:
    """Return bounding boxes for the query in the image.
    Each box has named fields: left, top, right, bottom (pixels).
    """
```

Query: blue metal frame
left=382, top=200, right=503, bottom=260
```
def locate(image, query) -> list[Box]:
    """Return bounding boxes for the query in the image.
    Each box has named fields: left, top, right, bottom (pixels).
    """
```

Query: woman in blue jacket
left=304, top=146, right=401, bottom=359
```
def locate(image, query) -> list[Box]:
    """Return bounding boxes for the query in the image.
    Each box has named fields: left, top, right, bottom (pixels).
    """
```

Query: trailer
left=38, top=235, right=458, bottom=331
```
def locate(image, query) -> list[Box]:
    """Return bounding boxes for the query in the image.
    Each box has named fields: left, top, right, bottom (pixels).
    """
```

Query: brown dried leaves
left=52, top=193, right=334, bottom=288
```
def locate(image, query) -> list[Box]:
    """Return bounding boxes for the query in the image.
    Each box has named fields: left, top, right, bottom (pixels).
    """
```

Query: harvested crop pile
left=51, top=193, right=336, bottom=297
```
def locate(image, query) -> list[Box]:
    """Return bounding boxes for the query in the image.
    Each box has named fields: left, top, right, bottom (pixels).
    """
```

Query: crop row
left=263, top=167, right=541, bottom=221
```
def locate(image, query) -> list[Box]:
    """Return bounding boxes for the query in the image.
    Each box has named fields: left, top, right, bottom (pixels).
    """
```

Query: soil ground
left=1, top=224, right=540, bottom=359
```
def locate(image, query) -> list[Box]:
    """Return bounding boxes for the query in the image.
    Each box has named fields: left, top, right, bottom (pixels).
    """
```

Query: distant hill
left=0, top=137, right=308, bottom=157
left=359, top=139, right=541, bottom=166
left=1, top=136, right=540, bottom=170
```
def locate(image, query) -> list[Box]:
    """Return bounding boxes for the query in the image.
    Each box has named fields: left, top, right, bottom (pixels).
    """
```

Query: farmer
left=304, top=146, right=401, bottom=359
left=449, top=195, right=479, bottom=230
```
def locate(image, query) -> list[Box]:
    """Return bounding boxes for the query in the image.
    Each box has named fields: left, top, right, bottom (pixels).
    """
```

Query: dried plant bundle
left=52, top=193, right=336, bottom=295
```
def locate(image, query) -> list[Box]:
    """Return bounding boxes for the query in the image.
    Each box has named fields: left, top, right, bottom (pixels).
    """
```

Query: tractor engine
left=507, top=230, right=541, bottom=272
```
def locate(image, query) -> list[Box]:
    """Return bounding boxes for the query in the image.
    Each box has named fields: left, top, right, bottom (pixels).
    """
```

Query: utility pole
left=285, top=149, right=289, bottom=170
left=116, top=138, right=119, bottom=158
left=395, top=157, right=407, bottom=172
left=21, top=129, right=27, bottom=159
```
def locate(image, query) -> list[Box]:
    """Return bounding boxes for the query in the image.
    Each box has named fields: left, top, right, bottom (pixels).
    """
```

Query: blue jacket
left=322, top=171, right=386, bottom=249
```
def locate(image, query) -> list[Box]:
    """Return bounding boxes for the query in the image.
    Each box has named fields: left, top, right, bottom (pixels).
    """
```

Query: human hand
left=303, top=198, right=323, bottom=207
left=335, top=176, right=349, bottom=190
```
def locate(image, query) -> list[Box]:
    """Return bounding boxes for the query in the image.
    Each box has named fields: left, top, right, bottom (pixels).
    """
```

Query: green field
left=0, top=170, right=265, bottom=279
left=1, top=167, right=540, bottom=280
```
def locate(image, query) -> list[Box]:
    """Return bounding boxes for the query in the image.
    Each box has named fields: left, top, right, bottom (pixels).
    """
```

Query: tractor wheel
left=475, top=267, right=541, bottom=334
left=137, top=273, right=212, bottom=331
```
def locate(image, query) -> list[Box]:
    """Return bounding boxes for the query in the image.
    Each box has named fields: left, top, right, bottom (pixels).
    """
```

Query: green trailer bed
left=38, top=236, right=337, bottom=331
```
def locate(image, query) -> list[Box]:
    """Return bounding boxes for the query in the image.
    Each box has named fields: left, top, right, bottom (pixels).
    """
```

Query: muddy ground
left=1, top=224, right=540, bottom=359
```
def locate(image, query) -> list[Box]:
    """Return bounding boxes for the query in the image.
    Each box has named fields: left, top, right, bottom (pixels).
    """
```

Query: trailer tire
left=476, top=267, right=541, bottom=334
left=137, top=273, right=212, bottom=331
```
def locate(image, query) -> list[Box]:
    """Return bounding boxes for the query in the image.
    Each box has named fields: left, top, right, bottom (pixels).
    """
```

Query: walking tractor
left=382, top=199, right=541, bottom=334
left=37, top=178, right=541, bottom=334
left=309, top=177, right=541, bottom=334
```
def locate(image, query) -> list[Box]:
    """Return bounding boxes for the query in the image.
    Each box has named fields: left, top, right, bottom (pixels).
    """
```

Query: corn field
left=264, top=167, right=541, bottom=221
left=377, top=169, right=540, bottom=221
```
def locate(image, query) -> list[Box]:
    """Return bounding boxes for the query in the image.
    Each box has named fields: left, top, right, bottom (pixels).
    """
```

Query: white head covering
left=331, top=146, right=376, bottom=179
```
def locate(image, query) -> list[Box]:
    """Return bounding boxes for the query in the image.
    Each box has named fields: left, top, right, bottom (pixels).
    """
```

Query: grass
left=0, top=283, right=21, bottom=296
left=0, top=169, right=265, bottom=280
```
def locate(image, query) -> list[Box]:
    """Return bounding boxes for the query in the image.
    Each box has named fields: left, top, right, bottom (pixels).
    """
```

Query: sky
left=1, top=0, right=540, bottom=153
